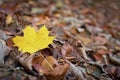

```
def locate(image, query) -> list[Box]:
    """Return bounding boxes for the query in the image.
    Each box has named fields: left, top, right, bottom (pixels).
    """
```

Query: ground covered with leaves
left=0, top=0, right=120, bottom=80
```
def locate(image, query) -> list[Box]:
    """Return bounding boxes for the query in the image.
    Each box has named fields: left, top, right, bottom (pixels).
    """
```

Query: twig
left=40, top=53, right=54, bottom=70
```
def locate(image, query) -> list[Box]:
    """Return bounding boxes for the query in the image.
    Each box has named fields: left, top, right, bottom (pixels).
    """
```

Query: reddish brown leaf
left=93, top=36, right=107, bottom=44
left=93, top=48, right=110, bottom=61
left=6, top=38, right=14, bottom=48
left=45, top=63, right=70, bottom=80
left=114, top=66, right=120, bottom=79
left=61, top=43, right=73, bottom=57
left=41, top=56, right=58, bottom=71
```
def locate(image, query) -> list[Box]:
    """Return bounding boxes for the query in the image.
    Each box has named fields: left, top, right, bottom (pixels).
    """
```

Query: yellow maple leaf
left=12, top=25, right=54, bottom=54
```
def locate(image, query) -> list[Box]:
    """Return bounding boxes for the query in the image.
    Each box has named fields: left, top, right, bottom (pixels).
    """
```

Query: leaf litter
left=0, top=0, right=120, bottom=80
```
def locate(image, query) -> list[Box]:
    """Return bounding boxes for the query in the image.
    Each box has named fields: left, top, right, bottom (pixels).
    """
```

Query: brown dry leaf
left=77, top=36, right=93, bottom=46
left=32, top=55, right=70, bottom=80
left=6, top=14, right=13, bottom=25
left=41, top=56, right=58, bottom=71
left=93, top=36, right=108, bottom=44
left=114, top=66, right=120, bottom=79
left=0, top=30, right=9, bottom=40
left=33, top=63, right=48, bottom=75
left=32, top=55, right=43, bottom=66
left=17, top=53, right=35, bottom=71
left=93, top=53, right=103, bottom=61
left=0, top=39, right=11, bottom=65
left=6, top=38, right=14, bottom=48
left=80, top=8, right=92, bottom=14
left=61, top=43, right=73, bottom=57
left=93, top=48, right=110, bottom=61
left=45, top=63, right=70, bottom=80
left=32, top=55, right=49, bottom=74
left=115, top=45, right=120, bottom=51
left=66, top=60, right=86, bottom=80
left=86, top=64, right=104, bottom=79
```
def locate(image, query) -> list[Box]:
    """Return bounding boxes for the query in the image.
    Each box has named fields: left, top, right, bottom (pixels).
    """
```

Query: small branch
left=40, top=53, right=54, bottom=70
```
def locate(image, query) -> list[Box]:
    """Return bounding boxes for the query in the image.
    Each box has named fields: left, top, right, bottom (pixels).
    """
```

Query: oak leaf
left=12, top=25, right=54, bottom=54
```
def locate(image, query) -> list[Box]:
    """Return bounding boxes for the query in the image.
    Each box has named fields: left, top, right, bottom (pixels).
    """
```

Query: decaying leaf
left=45, top=63, right=70, bottom=80
left=41, top=56, right=58, bottom=71
left=12, top=25, right=54, bottom=54
left=0, top=30, right=9, bottom=40
left=17, top=53, right=36, bottom=71
left=61, top=43, right=73, bottom=57
left=114, top=66, right=120, bottom=79
left=6, top=14, right=13, bottom=25
left=77, top=36, right=93, bottom=46
left=85, top=64, right=104, bottom=79
left=65, top=60, right=86, bottom=80
left=93, top=48, right=110, bottom=61
left=93, top=36, right=107, bottom=45
left=0, top=39, right=11, bottom=65
left=32, top=55, right=70, bottom=80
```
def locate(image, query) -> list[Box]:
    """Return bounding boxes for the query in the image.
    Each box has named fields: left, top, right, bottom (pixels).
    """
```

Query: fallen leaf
left=6, top=38, right=14, bottom=48
left=114, top=66, right=120, bottom=79
left=33, top=64, right=48, bottom=75
left=32, top=54, right=49, bottom=74
left=0, top=30, right=9, bottom=40
left=12, top=25, right=54, bottom=54
left=32, top=55, right=58, bottom=74
left=86, top=63, right=104, bottom=79
left=115, top=46, right=120, bottom=51
left=61, top=43, right=73, bottom=57
left=77, top=36, right=93, bottom=46
left=41, top=56, right=58, bottom=71
left=93, top=53, right=103, bottom=61
left=32, top=55, right=69, bottom=79
left=45, top=63, right=69, bottom=80
left=6, top=14, right=13, bottom=25
left=93, top=48, right=110, bottom=61
left=32, top=55, right=43, bottom=66
left=93, top=36, right=107, bottom=44
left=66, top=60, right=86, bottom=80
left=109, top=54, right=120, bottom=66
left=0, top=39, right=11, bottom=65
left=17, top=53, right=35, bottom=71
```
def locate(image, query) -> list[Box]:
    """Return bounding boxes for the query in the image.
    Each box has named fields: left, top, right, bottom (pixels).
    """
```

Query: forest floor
left=0, top=0, right=120, bottom=80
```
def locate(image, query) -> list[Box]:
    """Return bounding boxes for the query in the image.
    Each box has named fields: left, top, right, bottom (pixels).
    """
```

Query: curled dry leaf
left=6, top=38, right=14, bottom=48
left=78, top=36, right=93, bottom=46
left=6, top=14, right=13, bottom=25
left=32, top=55, right=70, bottom=80
left=61, top=43, right=73, bottom=57
left=32, top=54, right=50, bottom=75
left=93, top=36, right=107, bottom=45
left=93, top=48, right=110, bottom=61
left=0, top=39, right=11, bottom=65
left=114, top=66, right=120, bottom=79
left=109, top=54, right=120, bottom=65
left=85, top=63, right=104, bottom=79
left=65, top=60, right=86, bottom=80
left=76, top=40, right=90, bottom=60
left=45, top=63, right=70, bottom=80
left=17, top=53, right=36, bottom=71
left=0, top=30, right=9, bottom=40
left=41, top=56, right=58, bottom=71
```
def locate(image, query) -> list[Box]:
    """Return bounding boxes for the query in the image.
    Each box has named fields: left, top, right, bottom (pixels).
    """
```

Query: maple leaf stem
left=40, top=53, right=54, bottom=70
